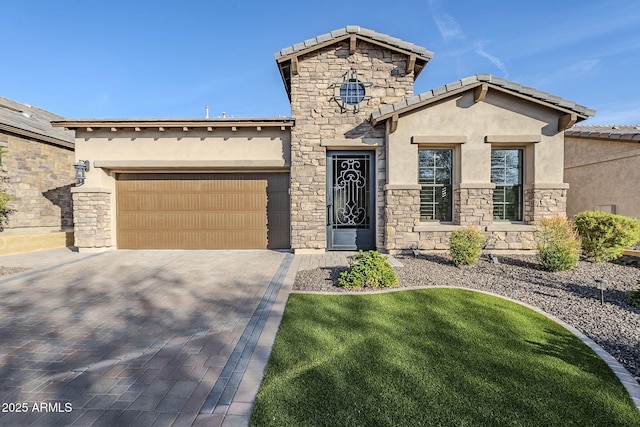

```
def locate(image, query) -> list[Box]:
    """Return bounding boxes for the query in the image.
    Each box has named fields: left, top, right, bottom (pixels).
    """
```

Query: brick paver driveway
left=0, top=249, right=290, bottom=426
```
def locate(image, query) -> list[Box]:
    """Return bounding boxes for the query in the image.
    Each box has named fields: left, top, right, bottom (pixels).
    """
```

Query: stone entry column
left=71, top=188, right=112, bottom=251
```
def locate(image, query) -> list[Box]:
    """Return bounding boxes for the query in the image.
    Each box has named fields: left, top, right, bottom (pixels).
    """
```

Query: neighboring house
left=565, top=125, right=640, bottom=218
left=53, top=26, right=594, bottom=253
left=0, top=96, right=75, bottom=254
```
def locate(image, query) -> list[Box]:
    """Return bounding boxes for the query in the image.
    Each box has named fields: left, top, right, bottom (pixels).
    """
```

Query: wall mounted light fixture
left=74, top=160, right=90, bottom=186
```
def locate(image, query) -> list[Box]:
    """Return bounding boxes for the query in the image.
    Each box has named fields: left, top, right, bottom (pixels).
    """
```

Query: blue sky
left=3, top=0, right=639, bottom=124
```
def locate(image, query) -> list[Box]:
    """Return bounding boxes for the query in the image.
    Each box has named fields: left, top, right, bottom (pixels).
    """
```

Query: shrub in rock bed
left=574, top=211, right=640, bottom=263
left=449, top=227, right=485, bottom=266
left=337, top=250, right=398, bottom=289
left=534, top=216, right=581, bottom=272
left=629, top=280, right=640, bottom=310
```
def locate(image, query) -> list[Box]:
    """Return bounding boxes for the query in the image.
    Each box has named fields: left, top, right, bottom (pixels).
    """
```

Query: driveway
left=0, top=249, right=293, bottom=426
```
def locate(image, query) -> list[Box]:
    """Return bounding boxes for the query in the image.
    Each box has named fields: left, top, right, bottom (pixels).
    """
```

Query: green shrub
left=337, top=250, right=398, bottom=289
left=534, top=216, right=581, bottom=272
left=574, top=211, right=640, bottom=263
left=0, top=191, right=12, bottom=231
left=629, top=280, right=640, bottom=310
left=449, top=227, right=485, bottom=266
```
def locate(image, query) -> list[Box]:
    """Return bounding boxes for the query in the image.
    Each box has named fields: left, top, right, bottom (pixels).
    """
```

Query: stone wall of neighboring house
left=289, top=39, right=414, bottom=251
left=0, top=132, right=74, bottom=233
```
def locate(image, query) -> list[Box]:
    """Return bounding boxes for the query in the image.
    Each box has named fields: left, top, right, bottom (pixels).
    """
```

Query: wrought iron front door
left=326, top=151, right=375, bottom=250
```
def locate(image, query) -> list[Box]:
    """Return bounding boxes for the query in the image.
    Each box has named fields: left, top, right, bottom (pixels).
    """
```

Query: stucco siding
left=565, top=136, right=640, bottom=218
left=387, top=91, right=565, bottom=187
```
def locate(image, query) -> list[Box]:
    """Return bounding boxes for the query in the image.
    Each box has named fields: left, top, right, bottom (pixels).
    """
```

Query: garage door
left=116, top=173, right=290, bottom=249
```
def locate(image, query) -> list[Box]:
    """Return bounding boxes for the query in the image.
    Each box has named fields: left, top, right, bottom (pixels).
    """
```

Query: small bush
left=0, top=191, right=12, bottom=231
left=449, top=227, right=485, bottom=266
left=534, top=216, right=581, bottom=272
left=337, top=250, right=398, bottom=289
left=574, top=211, right=640, bottom=263
left=629, top=280, right=640, bottom=310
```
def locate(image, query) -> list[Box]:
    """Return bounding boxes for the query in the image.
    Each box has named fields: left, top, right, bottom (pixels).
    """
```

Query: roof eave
left=0, top=122, right=74, bottom=149
left=52, top=118, right=295, bottom=131
left=371, top=81, right=592, bottom=128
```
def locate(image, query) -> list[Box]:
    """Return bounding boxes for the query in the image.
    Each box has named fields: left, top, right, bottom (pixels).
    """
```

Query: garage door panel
left=116, top=173, right=290, bottom=249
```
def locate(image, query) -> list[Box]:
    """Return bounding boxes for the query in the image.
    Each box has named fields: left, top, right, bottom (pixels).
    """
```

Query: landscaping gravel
left=293, top=253, right=640, bottom=383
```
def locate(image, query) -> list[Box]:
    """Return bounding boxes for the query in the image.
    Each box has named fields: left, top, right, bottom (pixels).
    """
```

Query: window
left=418, top=149, right=452, bottom=221
left=491, top=149, right=523, bottom=221
left=340, top=80, right=366, bottom=105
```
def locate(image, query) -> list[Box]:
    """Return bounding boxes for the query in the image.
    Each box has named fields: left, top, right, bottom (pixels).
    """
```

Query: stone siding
left=455, top=187, right=493, bottom=226
left=524, top=188, right=567, bottom=223
left=485, top=230, right=536, bottom=251
left=0, top=133, right=74, bottom=232
left=72, top=191, right=111, bottom=249
left=384, top=188, right=420, bottom=250
left=385, top=186, right=566, bottom=252
left=289, top=39, right=415, bottom=250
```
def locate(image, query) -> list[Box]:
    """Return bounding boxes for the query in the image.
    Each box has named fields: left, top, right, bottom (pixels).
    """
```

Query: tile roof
left=370, top=74, right=596, bottom=121
left=274, top=25, right=434, bottom=60
left=565, top=125, right=640, bottom=141
left=0, top=96, right=74, bottom=147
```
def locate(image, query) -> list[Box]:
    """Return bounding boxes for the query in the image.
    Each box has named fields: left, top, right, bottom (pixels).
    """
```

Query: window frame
left=491, top=148, right=524, bottom=222
left=418, top=148, right=454, bottom=222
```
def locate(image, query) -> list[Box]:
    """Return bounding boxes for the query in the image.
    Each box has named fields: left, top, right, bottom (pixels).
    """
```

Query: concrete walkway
left=0, top=248, right=304, bottom=427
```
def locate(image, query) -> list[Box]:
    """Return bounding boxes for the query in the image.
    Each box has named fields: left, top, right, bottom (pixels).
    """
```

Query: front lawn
left=250, top=289, right=640, bottom=426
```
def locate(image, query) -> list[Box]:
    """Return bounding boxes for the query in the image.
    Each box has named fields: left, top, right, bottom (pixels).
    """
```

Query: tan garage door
left=116, top=173, right=290, bottom=249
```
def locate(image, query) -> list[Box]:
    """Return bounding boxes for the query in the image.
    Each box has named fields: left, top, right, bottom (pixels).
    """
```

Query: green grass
left=250, top=289, right=640, bottom=427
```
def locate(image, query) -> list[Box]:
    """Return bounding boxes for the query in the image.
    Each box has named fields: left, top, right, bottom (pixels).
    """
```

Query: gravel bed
left=293, top=254, right=640, bottom=382
left=0, top=266, right=30, bottom=277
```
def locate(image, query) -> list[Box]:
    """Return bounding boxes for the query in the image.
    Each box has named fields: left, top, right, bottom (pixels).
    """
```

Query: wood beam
left=390, top=114, right=399, bottom=133
left=558, top=113, right=577, bottom=132
left=474, top=83, right=488, bottom=103
left=349, top=34, right=357, bottom=55
left=291, top=56, right=298, bottom=75
left=406, top=55, right=416, bottom=75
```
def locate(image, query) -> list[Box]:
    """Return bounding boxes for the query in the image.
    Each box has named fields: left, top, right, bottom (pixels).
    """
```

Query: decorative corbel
left=349, top=34, right=357, bottom=55
left=390, top=114, right=399, bottom=133
left=474, top=83, right=488, bottom=103
left=406, top=55, right=416, bottom=75
left=558, top=113, right=577, bottom=131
